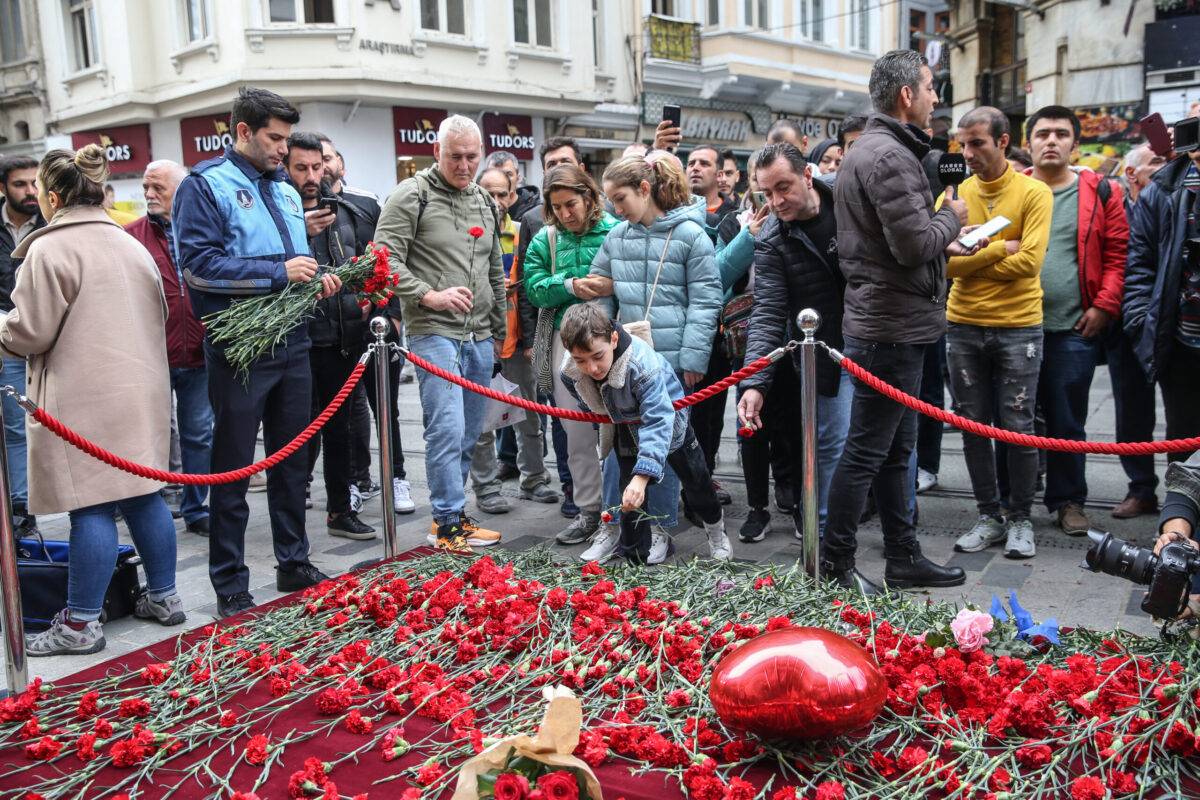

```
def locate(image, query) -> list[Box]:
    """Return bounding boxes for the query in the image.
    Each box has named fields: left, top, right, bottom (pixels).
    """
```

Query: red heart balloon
left=709, top=627, right=887, bottom=739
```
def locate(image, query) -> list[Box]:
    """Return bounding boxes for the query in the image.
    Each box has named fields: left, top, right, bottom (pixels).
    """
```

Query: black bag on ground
left=15, top=537, right=144, bottom=631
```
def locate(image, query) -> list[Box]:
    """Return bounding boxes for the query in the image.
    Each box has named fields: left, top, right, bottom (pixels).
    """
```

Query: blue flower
left=990, top=590, right=1059, bottom=645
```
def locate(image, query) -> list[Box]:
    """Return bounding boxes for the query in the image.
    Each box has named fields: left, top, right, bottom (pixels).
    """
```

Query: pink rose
left=949, top=608, right=993, bottom=653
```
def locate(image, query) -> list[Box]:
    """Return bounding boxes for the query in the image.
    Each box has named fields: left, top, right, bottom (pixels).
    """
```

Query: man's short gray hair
left=438, top=114, right=482, bottom=145
left=869, top=49, right=928, bottom=115
left=1125, top=144, right=1155, bottom=171
left=485, top=150, right=518, bottom=169
left=144, top=159, right=188, bottom=183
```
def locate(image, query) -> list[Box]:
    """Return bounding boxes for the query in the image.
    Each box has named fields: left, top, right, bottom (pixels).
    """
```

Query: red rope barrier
left=400, top=349, right=779, bottom=424
left=837, top=352, right=1200, bottom=455
left=29, top=361, right=369, bottom=485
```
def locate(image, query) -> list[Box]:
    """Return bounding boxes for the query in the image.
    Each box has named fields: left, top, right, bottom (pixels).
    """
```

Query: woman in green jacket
left=523, top=164, right=617, bottom=547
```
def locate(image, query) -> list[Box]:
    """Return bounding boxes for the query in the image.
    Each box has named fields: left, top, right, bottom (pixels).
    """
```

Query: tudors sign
left=70, top=123, right=152, bottom=175
left=482, top=112, right=535, bottom=161
left=180, top=113, right=234, bottom=167
left=393, top=106, right=447, bottom=158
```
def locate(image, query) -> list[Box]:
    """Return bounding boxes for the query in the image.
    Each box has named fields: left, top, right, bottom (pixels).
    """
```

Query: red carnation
left=494, top=772, right=531, bottom=800
left=344, top=708, right=374, bottom=734
left=245, top=734, right=271, bottom=765
left=24, top=736, right=61, bottom=761
left=737, top=426, right=754, bottom=438
left=1070, top=775, right=1106, bottom=800
left=118, top=697, right=151, bottom=718
left=315, top=687, right=353, bottom=715
left=1015, top=743, right=1053, bottom=769
left=814, top=781, right=846, bottom=800
left=219, top=710, right=239, bottom=728
left=76, top=691, right=100, bottom=719
left=536, top=770, right=579, bottom=800
left=468, top=226, right=485, bottom=239
left=416, top=761, right=445, bottom=786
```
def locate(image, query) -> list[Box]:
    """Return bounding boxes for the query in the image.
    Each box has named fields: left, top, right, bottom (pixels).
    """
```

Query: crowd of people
left=2, top=48, right=1199, bottom=654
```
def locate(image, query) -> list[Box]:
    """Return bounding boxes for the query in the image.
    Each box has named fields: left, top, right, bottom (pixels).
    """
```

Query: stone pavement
left=2, top=364, right=1171, bottom=693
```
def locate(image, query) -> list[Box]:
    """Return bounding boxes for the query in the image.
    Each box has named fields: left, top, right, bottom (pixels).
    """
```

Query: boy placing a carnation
left=558, top=303, right=731, bottom=563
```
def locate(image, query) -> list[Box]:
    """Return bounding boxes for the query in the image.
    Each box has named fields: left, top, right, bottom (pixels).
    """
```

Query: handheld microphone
left=938, top=152, right=967, bottom=200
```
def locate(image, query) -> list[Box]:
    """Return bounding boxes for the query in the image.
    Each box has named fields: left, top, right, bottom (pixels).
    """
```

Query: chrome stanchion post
left=0, top=389, right=28, bottom=693
left=370, top=318, right=399, bottom=560
left=797, top=309, right=821, bottom=581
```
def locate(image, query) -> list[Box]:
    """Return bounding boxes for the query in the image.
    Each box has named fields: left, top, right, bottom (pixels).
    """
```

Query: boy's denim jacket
left=560, top=323, right=688, bottom=482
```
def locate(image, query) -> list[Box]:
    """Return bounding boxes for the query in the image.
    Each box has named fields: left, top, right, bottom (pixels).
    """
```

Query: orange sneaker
left=427, top=520, right=473, bottom=554
left=459, top=514, right=502, bottom=547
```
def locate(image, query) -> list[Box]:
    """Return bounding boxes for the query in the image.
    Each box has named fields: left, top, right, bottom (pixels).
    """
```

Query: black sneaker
left=712, top=481, right=732, bottom=506
left=216, top=591, right=255, bottom=619
left=276, top=562, right=330, bottom=592
left=739, top=508, right=772, bottom=543
left=328, top=511, right=376, bottom=540
left=774, top=482, right=794, bottom=513
left=356, top=480, right=382, bottom=500
left=12, top=504, right=37, bottom=537
left=560, top=483, right=579, bottom=519
left=186, top=517, right=210, bottom=536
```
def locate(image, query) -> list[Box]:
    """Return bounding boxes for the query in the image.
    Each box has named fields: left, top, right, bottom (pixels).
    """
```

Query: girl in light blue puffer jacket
left=577, top=152, right=725, bottom=565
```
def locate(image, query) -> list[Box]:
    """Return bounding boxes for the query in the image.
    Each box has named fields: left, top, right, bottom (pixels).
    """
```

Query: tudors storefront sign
left=180, top=113, right=234, bottom=167
left=482, top=112, right=535, bottom=161
left=70, top=123, right=152, bottom=175
left=393, top=106, right=447, bottom=158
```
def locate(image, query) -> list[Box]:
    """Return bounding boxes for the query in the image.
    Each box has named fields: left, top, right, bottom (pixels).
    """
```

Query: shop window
left=64, top=0, right=99, bottom=71
left=908, top=9, right=925, bottom=51
left=514, top=0, right=552, bottom=47
left=799, top=0, right=823, bottom=41
left=267, top=0, right=335, bottom=23
left=0, top=0, right=25, bottom=62
left=421, top=0, right=467, bottom=35
left=743, top=0, right=768, bottom=28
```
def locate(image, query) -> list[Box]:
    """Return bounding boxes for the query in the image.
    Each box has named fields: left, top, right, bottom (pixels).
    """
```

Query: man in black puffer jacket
left=737, top=143, right=849, bottom=545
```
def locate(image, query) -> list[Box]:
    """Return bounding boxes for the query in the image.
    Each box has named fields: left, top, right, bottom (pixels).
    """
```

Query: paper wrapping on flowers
left=451, top=685, right=603, bottom=800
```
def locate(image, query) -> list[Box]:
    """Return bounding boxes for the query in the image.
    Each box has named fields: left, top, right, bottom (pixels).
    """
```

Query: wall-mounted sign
left=393, top=106, right=447, bottom=158
left=681, top=110, right=754, bottom=143
left=482, top=113, right=535, bottom=161
left=70, top=124, right=152, bottom=175
left=359, top=38, right=415, bottom=56
left=180, top=113, right=234, bottom=167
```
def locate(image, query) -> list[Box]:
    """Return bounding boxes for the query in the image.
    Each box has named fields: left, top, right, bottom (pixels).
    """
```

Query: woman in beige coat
left=1, top=145, right=185, bottom=656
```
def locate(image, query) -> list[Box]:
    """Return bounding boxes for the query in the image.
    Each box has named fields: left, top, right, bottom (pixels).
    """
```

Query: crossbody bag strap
left=547, top=225, right=557, bottom=274
left=642, top=228, right=674, bottom=322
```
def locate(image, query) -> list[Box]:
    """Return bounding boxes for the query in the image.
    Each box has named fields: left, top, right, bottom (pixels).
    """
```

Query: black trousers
left=616, top=424, right=721, bottom=563
left=690, top=334, right=732, bottom=475
left=206, top=342, right=312, bottom=597
left=822, top=337, right=925, bottom=569
left=738, top=359, right=796, bottom=510
left=346, top=354, right=406, bottom=482
left=1160, top=344, right=1200, bottom=463
left=308, top=346, right=360, bottom=515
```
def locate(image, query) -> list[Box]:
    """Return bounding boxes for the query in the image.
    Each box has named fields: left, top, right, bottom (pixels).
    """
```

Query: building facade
left=0, top=0, right=48, bottom=160
left=17, top=0, right=637, bottom=207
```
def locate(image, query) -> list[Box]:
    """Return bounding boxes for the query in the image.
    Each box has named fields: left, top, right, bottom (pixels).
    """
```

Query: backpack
left=411, top=172, right=502, bottom=237
left=720, top=292, right=755, bottom=359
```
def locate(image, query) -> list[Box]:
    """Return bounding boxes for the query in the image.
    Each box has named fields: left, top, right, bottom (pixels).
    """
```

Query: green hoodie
left=375, top=165, right=504, bottom=341
left=522, top=212, right=618, bottom=329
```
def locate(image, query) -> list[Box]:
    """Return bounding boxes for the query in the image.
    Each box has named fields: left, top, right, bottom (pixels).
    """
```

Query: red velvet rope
left=400, top=349, right=778, bottom=424
left=29, top=361, right=368, bottom=486
left=837, top=353, right=1200, bottom=455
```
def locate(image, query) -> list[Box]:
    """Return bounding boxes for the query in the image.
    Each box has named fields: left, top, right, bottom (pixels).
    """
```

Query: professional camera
left=1084, top=530, right=1200, bottom=618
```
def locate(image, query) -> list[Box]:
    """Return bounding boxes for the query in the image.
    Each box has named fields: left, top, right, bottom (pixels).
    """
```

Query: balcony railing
left=645, top=14, right=700, bottom=64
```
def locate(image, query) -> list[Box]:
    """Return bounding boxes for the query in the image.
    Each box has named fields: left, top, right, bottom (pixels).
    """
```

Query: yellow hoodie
left=938, top=166, right=1053, bottom=328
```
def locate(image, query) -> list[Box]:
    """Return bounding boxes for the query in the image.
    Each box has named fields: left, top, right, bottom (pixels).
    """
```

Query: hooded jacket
left=373, top=165, right=505, bottom=342
left=589, top=196, right=722, bottom=374
left=1123, top=156, right=1199, bottom=380
left=833, top=113, right=962, bottom=344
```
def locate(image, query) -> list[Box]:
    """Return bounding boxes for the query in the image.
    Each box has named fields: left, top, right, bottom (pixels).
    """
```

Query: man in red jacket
left=1026, top=106, right=1128, bottom=535
left=126, top=160, right=212, bottom=536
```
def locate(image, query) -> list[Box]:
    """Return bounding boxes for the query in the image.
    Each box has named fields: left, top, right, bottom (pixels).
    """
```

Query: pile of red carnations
left=1, top=549, right=1198, bottom=799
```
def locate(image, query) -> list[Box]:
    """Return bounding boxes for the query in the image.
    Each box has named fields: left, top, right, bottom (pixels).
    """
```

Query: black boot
left=822, top=562, right=881, bottom=596
left=884, top=552, right=966, bottom=588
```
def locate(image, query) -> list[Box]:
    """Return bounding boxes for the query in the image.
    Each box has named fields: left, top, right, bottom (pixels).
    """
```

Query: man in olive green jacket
left=374, top=115, right=506, bottom=552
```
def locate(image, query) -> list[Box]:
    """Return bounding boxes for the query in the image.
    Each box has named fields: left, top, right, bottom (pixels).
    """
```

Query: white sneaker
left=349, top=483, right=364, bottom=514
left=704, top=515, right=732, bottom=561
left=954, top=515, right=1006, bottom=553
left=916, top=468, right=938, bottom=494
left=1004, top=518, right=1036, bottom=559
left=393, top=478, right=416, bottom=515
left=647, top=526, right=673, bottom=565
left=580, top=525, right=620, bottom=562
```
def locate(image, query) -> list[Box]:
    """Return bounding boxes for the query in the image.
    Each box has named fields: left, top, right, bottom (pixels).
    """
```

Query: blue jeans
left=603, top=452, right=681, bottom=528
left=170, top=366, right=213, bottom=523
left=816, top=369, right=854, bottom=531
left=411, top=335, right=494, bottom=525
left=1, top=358, right=27, bottom=506
left=68, top=492, right=177, bottom=621
left=1039, top=331, right=1100, bottom=511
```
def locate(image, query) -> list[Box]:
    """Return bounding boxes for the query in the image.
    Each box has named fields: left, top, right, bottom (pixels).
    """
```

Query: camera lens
left=1084, top=531, right=1158, bottom=585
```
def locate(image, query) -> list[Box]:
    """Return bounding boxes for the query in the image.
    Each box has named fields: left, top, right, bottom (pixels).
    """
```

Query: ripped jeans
left=946, top=323, right=1043, bottom=521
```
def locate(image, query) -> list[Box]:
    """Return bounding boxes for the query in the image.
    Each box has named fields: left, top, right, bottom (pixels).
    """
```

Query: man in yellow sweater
left=941, top=106, right=1053, bottom=560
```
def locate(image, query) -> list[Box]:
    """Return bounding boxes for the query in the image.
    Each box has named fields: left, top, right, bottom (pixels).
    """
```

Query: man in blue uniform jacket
left=172, top=87, right=341, bottom=618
